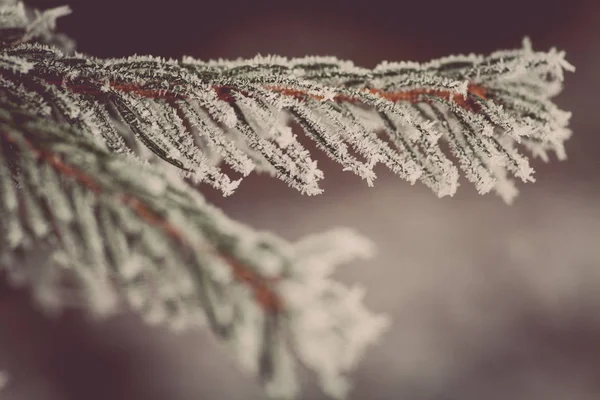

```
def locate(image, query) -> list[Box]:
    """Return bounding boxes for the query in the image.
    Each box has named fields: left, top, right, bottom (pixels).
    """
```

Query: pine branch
left=0, top=35, right=574, bottom=201
left=0, top=2, right=575, bottom=399
left=0, top=104, right=389, bottom=399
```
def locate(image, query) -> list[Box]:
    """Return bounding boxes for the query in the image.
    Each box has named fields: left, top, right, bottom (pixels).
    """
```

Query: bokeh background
left=1, top=0, right=599, bottom=399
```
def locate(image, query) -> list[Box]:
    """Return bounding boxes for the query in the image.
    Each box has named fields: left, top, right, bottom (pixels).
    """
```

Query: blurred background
left=1, top=0, right=599, bottom=399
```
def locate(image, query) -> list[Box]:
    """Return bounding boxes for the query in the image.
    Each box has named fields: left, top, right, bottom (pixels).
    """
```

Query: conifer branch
left=0, top=34, right=574, bottom=201
left=0, top=104, right=388, bottom=398
left=0, top=2, right=574, bottom=399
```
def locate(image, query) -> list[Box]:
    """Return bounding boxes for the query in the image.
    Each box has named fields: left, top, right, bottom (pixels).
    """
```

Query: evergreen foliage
left=0, top=2, right=573, bottom=398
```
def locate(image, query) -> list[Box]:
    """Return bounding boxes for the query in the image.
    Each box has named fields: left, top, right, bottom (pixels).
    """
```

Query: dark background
left=1, top=0, right=599, bottom=399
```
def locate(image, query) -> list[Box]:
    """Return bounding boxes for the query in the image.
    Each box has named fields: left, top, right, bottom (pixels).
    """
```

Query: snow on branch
left=0, top=105, right=389, bottom=399
left=0, top=37, right=574, bottom=202
left=0, top=1, right=71, bottom=45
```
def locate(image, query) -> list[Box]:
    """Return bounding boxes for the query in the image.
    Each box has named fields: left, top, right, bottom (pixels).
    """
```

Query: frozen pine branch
left=0, top=34, right=574, bottom=201
left=0, top=2, right=574, bottom=399
left=0, top=102, right=389, bottom=398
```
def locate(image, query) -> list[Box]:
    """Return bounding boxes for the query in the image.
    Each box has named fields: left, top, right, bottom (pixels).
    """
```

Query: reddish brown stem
left=45, top=78, right=488, bottom=112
